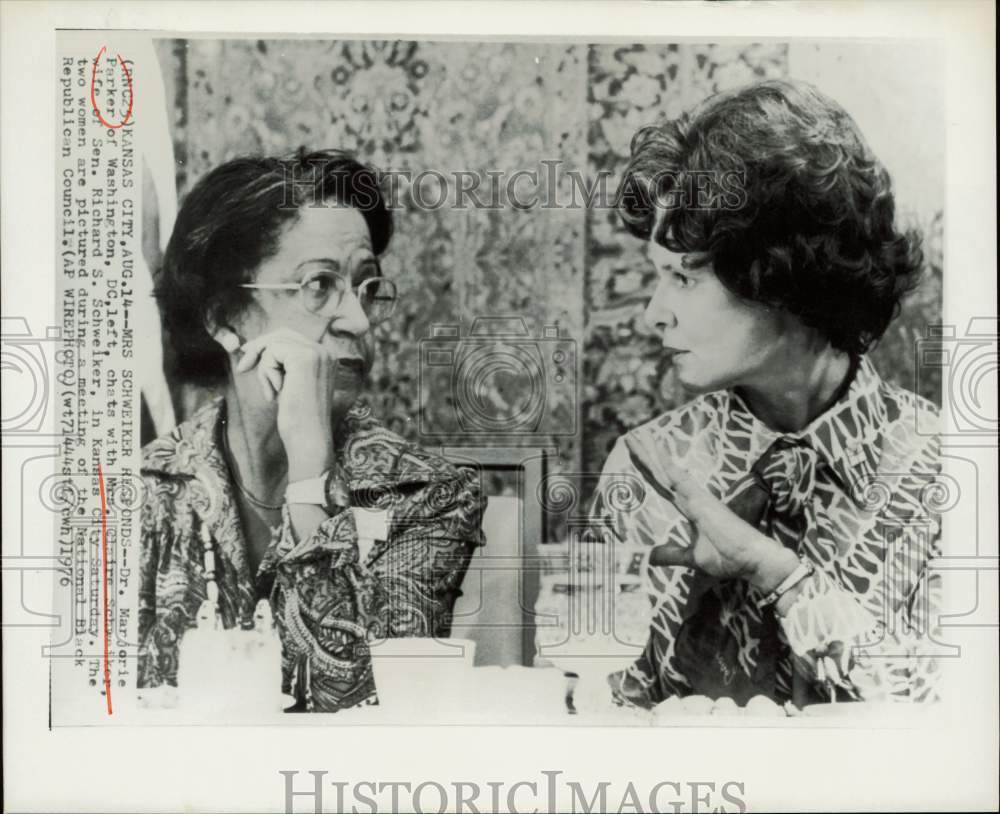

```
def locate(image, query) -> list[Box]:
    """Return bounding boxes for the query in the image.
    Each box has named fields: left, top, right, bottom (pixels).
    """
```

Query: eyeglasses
left=240, top=269, right=397, bottom=325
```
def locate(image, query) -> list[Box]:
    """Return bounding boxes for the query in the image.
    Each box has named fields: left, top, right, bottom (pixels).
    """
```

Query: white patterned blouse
left=589, top=356, right=943, bottom=707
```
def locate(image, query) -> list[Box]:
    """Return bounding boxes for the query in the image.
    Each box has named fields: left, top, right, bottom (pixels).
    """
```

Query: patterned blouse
left=138, top=398, right=486, bottom=712
left=590, top=356, right=943, bottom=707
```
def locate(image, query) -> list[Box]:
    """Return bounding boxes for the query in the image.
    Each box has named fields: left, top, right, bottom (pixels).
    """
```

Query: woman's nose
left=328, top=289, right=371, bottom=336
left=643, top=279, right=677, bottom=332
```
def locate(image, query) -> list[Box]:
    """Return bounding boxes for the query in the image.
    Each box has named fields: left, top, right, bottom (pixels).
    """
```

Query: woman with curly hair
left=591, top=79, right=941, bottom=708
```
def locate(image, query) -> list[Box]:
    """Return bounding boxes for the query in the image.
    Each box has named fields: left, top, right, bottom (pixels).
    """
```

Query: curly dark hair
left=617, top=78, right=923, bottom=356
left=156, top=148, right=393, bottom=387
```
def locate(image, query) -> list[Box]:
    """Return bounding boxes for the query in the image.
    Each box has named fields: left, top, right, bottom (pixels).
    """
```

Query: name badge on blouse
left=353, top=507, right=390, bottom=565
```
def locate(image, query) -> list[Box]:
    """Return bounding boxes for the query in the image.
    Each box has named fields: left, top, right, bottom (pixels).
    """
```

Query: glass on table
left=534, top=539, right=654, bottom=716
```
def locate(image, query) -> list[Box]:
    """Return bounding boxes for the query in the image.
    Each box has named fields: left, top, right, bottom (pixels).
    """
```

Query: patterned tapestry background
left=151, top=39, right=943, bottom=539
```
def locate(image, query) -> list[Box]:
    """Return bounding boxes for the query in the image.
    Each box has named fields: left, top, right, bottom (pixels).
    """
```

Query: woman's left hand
left=623, top=436, right=796, bottom=587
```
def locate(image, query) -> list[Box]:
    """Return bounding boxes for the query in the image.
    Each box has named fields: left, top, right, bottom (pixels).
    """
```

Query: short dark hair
left=617, top=78, right=923, bottom=356
left=156, top=148, right=393, bottom=386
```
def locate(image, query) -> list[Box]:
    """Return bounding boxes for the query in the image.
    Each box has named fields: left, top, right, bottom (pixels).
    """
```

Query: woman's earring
left=216, top=328, right=241, bottom=354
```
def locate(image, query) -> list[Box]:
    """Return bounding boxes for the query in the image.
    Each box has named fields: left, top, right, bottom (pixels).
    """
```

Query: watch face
left=323, top=466, right=352, bottom=514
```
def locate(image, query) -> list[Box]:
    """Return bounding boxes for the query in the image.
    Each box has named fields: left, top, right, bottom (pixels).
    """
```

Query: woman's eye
left=352, top=259, right=379, bottom=286
left=672, top=271, right=693, bottom=288
left=305, top=275, right=335, bottom=293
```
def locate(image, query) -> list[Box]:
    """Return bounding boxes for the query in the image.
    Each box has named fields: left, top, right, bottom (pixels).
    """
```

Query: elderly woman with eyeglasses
left=590, top=80, right=942, bottom=710
left=139, top=149, right=486, bottom=712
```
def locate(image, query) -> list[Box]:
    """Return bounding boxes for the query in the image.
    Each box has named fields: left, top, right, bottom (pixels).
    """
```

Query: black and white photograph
left=122, top=34, right=949, bottom=722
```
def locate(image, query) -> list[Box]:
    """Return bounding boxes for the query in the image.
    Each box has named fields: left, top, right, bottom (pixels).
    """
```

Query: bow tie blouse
left=590, top=356, right=944, bottom=707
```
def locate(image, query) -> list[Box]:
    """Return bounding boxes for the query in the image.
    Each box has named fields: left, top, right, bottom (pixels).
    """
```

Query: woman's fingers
left=256, top=363, right=275, bottom=402
left=660, top=457, right=704, bottom=505
left=236, top=328, right=314, bottom=374
left=623, top=437, right=784, bottom=581
left=235, top=338, right=264, bottom=373
left=623, top=437, right=716, bottom=534
left=622, top=436, right=704, bottom=498
left=257, top=347, right=284, bottom=400
left=649, top=542, right=695, bottom=568
left=264, top=364, right=284, bottom=398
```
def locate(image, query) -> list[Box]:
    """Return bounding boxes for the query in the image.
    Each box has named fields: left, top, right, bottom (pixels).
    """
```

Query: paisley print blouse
left=138, top=398, right=487, bottom=712
left=590, top=357, right=943, bottom=707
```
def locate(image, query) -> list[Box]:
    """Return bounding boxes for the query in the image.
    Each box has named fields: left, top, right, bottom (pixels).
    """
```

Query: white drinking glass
left=368, top=636, right=477, bottom=720
left=535, top=540, right=654, bottom=716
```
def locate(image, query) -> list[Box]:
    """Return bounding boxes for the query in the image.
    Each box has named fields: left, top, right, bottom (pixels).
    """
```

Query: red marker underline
left=97, top=465, right=113, bottom=715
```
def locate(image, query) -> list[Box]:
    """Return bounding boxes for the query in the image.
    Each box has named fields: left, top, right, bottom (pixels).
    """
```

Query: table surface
left=130, top=680, right=944, bottom=728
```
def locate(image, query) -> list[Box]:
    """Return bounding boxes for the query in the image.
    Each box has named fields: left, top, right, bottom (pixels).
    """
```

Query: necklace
left=220, top=419, right=284, bottom=512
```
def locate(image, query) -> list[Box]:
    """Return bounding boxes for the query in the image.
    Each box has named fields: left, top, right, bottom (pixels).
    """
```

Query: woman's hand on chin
left=623, top=436, right=797, bottom=588
left=236, top=328, right=336, bottom=477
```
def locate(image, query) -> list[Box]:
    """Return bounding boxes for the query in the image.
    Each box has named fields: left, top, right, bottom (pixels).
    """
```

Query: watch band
left=286, top=476, right=326, bottom=505
left=756, top=557, right=815, bottom=610
left=286, top=465, right=351, bottom=516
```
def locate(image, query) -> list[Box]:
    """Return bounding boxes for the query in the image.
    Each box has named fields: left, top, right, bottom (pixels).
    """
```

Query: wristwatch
left=756, top=556, right=815, bottom=610
left=286, top=465, right=351, bottom=516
